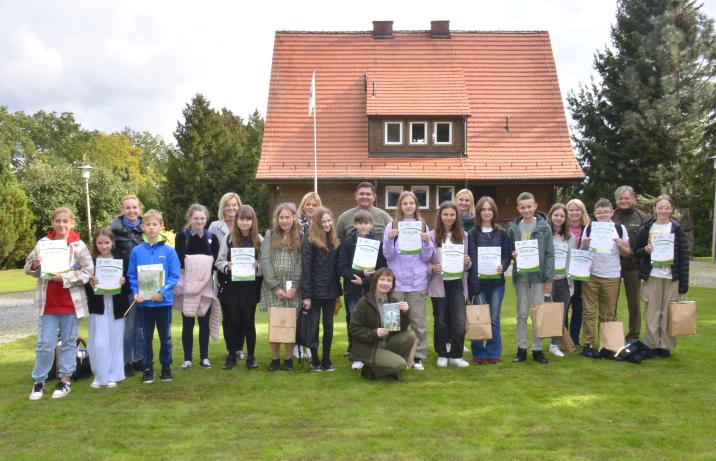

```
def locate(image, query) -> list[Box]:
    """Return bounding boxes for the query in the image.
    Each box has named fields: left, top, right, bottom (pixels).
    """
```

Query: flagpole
left=313, top=93, right=318, bottom=194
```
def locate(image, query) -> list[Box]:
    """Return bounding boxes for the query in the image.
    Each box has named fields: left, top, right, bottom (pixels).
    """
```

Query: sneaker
left=160, top=365, right=173, bottom=382
left=581, top=344, right=595, bottom=358
left=90, top=382, right=101, bottom=389
left=245, top=357, right=258, bottom=369
left=512, top=348, right=527, bottom=363
left=29, top=382, right=44, bottom=401
left=532, top=350, right=549, bottom=364
left=437, top=357, right=449, bottom=368
left=142, top=368, right=154, bottom=384
left=181, top=360, right=192, bottom=370
left=124, top=364, right=136, bottom=377
left=223, top=355, right=236, bottom=370
left=267, top=359, right=280, bottom=372
left=473, top=357, right=486, bottom=365
left=200, top=358, right=212, bottom=368
left=236, top=351, right=245, bottom=361
left=448, top=358, right=470, bottom=368
left=487, top=358, right=500, bottom=364
left=51, top=380, right=71, bottom=399
left=322, top=362, right=336, bottom=372
left=282, top=359, right=293, bottom=371
left=131, top=359, right=144, bottom=371
left=107, top=381, right=117, bottom=388
left=412, top=359, right=424, bottom=371
left=351, top=360, right=364, bottom=370
left=310, top=363, right=323, bottom=372
left=549, top=344, right=565, bottom=358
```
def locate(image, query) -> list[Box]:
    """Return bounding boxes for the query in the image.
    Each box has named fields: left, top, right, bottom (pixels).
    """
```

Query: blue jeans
left=566, top=281, right=583, bottom=346
left=32, top=314, right=79, bottom=383
left=123, top=296, right=144, bottom=364
left=140, top=306, right=173, bottom=367
left=470, top=284, right=505, bottom=360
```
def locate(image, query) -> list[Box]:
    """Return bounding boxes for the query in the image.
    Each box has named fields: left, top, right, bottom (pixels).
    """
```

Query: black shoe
left=223, top=354, right=237, bottom=370
left=654, top=348, right=671, bottom=358
left=310, top=362, right=322, bottom=372
left=132, top=360, right=144, bottom=371
left=236, top=351, right=245, bottom=361
left=322, top=362, right=336, bottom=372
left=532, top=350, right=548, bottom=364
left=581, top=344, right=595, bottom=358
left=267, top=359, right=280, bottom=372
left=245, top=357, right=258, bottom=369
left=142, top=367, right=154, bottom=384
left=361, top=365, right=376, bottom=380
left=512, top=348, right=527, bottom=363
left=124, top=364, right=136, bottom=377
left=282, top=359, right=293, bottom=371
left=390, top=372, right=405, bottom=382
left=160, top=365, right=173, bottom=382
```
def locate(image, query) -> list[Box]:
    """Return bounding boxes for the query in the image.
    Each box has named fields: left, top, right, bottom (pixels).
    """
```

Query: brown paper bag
left=465, top=304, right=492, bottom=340
left=560, top=327, right=577, bottom=353
left=599, top=321, right=625, bottom=352
left=529, top=302, right=564, bottom=338
left=668, top=301, right=697, bottom=336
left=268, top=307, right=297, bottom=343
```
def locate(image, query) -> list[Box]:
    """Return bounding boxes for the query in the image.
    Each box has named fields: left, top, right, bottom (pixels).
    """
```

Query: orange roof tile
left=257, top=30, right=584, bottom=182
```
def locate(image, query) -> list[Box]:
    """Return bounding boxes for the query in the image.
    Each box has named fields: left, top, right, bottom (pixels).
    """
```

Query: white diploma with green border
left=137, top=264, right=164, bottom=298
left=352, top=237, right=380, bottom=271
left=441, top=242, right=464, bottom=280
left=231, top=247, right=256, bottom=281
left=39, top=239, right=70, bottom=279
left=651, top=233, right=674, bottom=267
left=554, top=241, right=569, bottom=275
left=567, top=249, right=593, bottom=282
left=477, top=246, right=501, bottom=279
left=515, top=239, right=540, bottom=273
left=589, top=222, right=615, bottom=254
left=398, top=221, right=423, bottom=255
left=94, top=258, right=123, bottom=294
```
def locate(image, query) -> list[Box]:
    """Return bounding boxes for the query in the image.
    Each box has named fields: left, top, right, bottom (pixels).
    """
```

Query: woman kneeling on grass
left=26, top=207, right=94, bottom=400
left=349, top=268, right=417, bottom=381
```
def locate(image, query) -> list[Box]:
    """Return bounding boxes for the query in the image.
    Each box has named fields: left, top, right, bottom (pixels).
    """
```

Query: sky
left=2, top=0, right=715, bottom=142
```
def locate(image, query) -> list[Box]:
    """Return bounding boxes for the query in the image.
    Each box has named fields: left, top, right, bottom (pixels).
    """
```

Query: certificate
left=94, top=258, right=123, bottom=294
left=231, top=248, right=256, bottom=281
left=651, top=234, right=674, bottom=267
left=441, top=242, right=464, bottom=280
left=382, top=303, right=401, bottom=332
left=515, top=240, right=540, bottom=273
left=137, top=264, right=164, bottom=298
left=352, top=237, right=380, bottom=271
left=477, top=246, right=501, bottom=279
left=398, top=221, right=423, bottom=255
left=589, top=222, right=615, bottom=254
left=554, top=241, right=569, bottom=275
left=38, top=239, right=70, bottom=279
left=567, top=249, right=593, bottom=282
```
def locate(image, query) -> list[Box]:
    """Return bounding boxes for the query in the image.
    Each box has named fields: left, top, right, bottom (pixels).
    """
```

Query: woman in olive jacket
left=349, top=268, right=416, bottom=381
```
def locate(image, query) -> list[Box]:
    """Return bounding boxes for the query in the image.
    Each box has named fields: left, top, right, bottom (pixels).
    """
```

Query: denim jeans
left=32, top=314, right=79, bottom=383
left=431, top=279, right=466, bottom=359
left=566, top=281, right=583, bottom=346
left=123, top=296, right=144, bottom=364
left=140, top=306, right=173, bottom=367
left=471, top=284, right=505, bottom=360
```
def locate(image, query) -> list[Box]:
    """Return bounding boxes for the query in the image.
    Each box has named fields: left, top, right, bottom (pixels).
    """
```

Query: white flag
left=308, top=70, right=315, bottom=116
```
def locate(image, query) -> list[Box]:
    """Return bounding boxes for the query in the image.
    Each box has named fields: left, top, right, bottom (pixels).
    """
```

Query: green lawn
left=1, top=285, right=714, bottom=460
left=0, top=269, right=36, bottom=294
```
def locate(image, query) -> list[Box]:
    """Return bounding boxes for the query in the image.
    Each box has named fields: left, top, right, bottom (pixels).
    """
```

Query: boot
left=512, top=347, right=527, bottom=363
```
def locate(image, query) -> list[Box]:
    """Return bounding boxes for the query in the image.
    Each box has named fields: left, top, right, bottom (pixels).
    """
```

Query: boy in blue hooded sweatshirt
left=127, top=209, right=181, bottom=383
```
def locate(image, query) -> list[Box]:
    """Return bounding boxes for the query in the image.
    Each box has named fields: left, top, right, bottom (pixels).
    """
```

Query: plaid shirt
left=24, top=236, right=94, bottom=318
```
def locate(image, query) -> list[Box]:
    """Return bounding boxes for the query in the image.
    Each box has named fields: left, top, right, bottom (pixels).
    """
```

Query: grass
left=1, top=284, right=714, bottom=460
left=0, top=269, right=36, bottom=295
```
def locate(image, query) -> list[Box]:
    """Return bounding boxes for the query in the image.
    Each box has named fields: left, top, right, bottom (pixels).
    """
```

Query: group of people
left=24, top=182, right=690, bottom=398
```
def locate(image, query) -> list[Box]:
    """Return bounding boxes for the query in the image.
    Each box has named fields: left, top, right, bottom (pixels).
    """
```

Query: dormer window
left=434, top=122, right=452, bottom=144
left=384, top=121, right=403, bottom=145
left=410, top=122, right=427, bottom=145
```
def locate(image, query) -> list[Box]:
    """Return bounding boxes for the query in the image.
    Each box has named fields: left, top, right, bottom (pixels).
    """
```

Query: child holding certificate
left=215, top=205, right=263, bottom=370
left=632, top=195, right=689, bottom=357
left=25, top=208, right=94, bottom=401
left=301, top=207, right=342, bottom=372
left=428, top=201, right=471, bottom=368
left=383, top=191, right=434, bottom=370
left=127, top=209, right=181, bottom=383
left=579, top=199, right=630, bottom=358
left=564, top=199, right=591, bottom=346
left=507, top=192, right=554, bottom=364
left=338, top=210, right=386, bottom=368
left=85, top=228, right=129, bottom=388
left=467, top=196, right=511, bottom=364
left=547, top=203, right=576, bottom=358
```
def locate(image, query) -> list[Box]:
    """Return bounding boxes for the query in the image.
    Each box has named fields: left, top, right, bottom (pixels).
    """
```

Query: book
left=137, top=264, right=164, bottom=298
left=383, top=303, right=401, bottom=332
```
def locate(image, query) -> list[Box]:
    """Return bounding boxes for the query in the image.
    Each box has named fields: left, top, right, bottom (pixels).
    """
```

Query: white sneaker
left=351, top=361, right=364, bottom=370
left=549, top=344, right=565, bottom=357
left=107, top=381, right=117, bottom=388
left=29, top=382, right=44, bottom=400
left=200, top=358, right=212, bottom=368
left=90, top=382, right=101, bottom=389
left=436, top=357, right=448, bottom=368
left=412, top=359, right=425, bottom=371
left=51, top=380, right=71, bottom=399
left=181, top=360, right=192, bottom=369
left=449, top=358, right=470, bottom=368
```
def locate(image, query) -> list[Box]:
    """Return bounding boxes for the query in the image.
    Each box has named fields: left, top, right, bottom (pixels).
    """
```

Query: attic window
left=434, top=122, right=452, bottom=144
left=410, top=122, right=427, bottom=145
left=384, top=121, right=403, bottom=145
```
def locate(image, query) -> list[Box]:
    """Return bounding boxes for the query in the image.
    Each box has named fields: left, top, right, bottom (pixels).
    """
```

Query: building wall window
left=385, top=185, right=403, bottom=209
left=410, top=122, right=428, bottom=145
left=411, top=185, right=429, bottom=209
left=436, top=186, right=455, bottom=207
left=434, top=122, right=452, bottom=144
left=384, top=121, right=403, bottom=145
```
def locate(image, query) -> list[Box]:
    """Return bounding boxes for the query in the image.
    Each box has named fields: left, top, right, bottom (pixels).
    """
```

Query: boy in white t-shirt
left=580, top=198, right=631, bottom=357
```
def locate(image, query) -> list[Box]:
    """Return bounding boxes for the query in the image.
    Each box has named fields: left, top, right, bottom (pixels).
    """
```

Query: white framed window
left=409, top=122, right=428, bottom=145
left=434, top=122, right=453, bottom=144
left=436, top=186, right=455, bottom=208
left=385, top=185, right=403, bottom=209
left=411, top=185, right=429, bottom=209
left=384, top=121, right=403, bottom=145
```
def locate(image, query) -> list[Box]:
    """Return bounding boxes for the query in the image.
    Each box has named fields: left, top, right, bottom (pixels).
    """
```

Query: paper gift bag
left=465, top=304, right=492, bottom=340
left=529, top=302, right=564, bottom=338
left=268, top=307, right=297, bottom=343
left=560, top=326, right=577, bottom=353
left=668, top=301, right=697, bottom=336
left=599, top=321, right=625, bottom=352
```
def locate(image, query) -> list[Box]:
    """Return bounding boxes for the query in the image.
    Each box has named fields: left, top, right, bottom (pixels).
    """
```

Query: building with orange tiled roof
left=257, top=20, right=584, bottom=225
